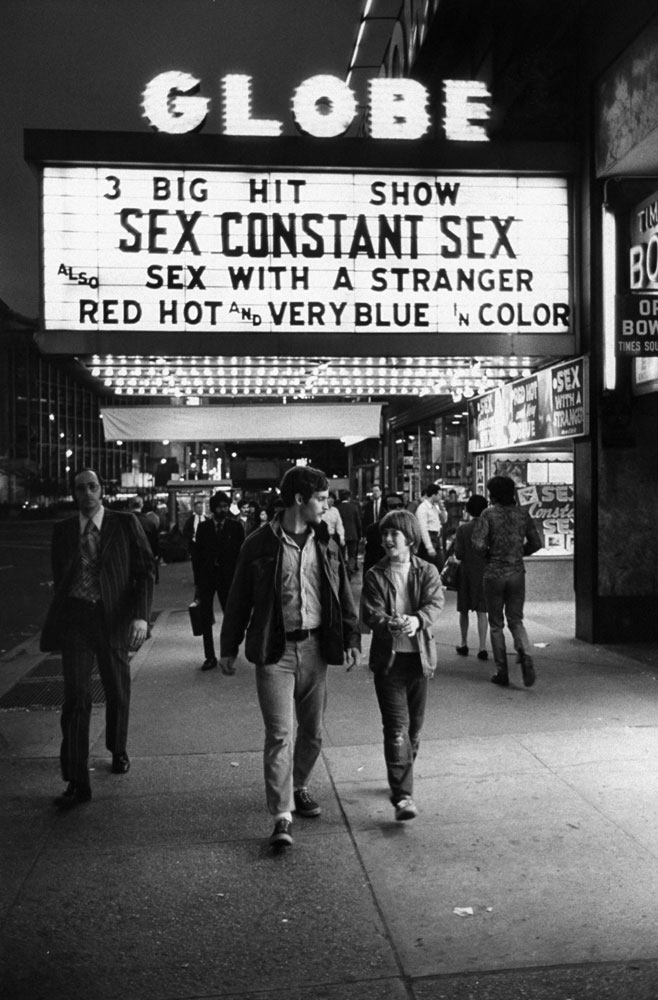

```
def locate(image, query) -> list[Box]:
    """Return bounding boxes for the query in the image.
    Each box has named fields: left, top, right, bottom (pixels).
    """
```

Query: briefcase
left=188, top=601, right=206, bottom=636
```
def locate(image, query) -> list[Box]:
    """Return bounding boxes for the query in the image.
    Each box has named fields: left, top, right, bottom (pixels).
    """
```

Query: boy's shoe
left=518, top=650, right=536, bottom=687
left=269, top=818, right=293, bottom=847
left=456, top=645, right=469, bottom=656
left=491, top=672, right=510, bottom=687
left=294, top=787, right=321, bottom=817
left=394, top=797, right=418, bottom=821
left=477, top=650, right=488, bottom=660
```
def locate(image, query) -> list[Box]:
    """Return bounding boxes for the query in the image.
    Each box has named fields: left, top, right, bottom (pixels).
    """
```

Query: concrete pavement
left=2, top=559, right=658, bottom=999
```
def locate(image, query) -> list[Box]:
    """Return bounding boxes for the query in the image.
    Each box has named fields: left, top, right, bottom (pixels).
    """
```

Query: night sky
left=1, top=0, right=361, bottom=317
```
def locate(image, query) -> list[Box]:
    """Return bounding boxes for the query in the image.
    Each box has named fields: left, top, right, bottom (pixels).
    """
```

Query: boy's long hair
left=379, top=510, right=422, bottom=553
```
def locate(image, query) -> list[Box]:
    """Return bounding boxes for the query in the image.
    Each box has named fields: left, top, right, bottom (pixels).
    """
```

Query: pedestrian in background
left=338, top=489, right=362, bottom=578
left=472, top=475, right=543, bottom=688
left=219, top=466, right=361, bottom=849
left=363, top=493, right=403, bottom=575
left=450, top=494, right=489, bottom=660
left=183, top=499, right=207, bottom=584
left=129, top=495, right=160, bottom=583
left=195, top=491, right=245, bottom=671
left=142, top=499, right=161, bottom=532
left=321, top=491, right=345, bottom=548
left=360, top=509, right=444, bottom=822
left=362, top=484, right=388, bottom=530
left=416, top=483, right=448, bottom=570
left=41, top=468, right=155, bottom=808
left=253, top=506, right=271, bottom=531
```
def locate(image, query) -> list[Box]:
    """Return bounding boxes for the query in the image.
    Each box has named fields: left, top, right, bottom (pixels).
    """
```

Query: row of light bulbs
left=88, top=355, right=532, bottom=402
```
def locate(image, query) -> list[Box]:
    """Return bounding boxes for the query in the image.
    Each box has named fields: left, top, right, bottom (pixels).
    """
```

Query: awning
left=101, top=403, right=382, bottom=443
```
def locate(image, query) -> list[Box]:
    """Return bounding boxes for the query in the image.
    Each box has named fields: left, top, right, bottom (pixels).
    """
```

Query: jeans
left=483, top=570, right=532, bottom=676
left=374, top=653, right=428, bottom=803
left=255, top=635, right=328, bottom=816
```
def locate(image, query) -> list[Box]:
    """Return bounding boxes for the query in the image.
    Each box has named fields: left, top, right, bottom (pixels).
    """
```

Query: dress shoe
left=491, top=672, right=510, bottom=687
left=201, top=657, right=218, bottom=671
left=111, top=752, right=130, bottom=774
left=54, top=781, right=92, bottom=809
left=455, top=645, right=469, bottom=656
left=477, top=650, right=489, bottom=661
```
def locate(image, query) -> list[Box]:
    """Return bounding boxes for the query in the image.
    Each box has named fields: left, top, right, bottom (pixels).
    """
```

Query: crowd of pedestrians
left=41, top=467, right=542, bottom=847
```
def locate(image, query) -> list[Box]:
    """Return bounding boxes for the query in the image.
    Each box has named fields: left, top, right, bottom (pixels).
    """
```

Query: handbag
left=440, top=558, right=460, bottom=590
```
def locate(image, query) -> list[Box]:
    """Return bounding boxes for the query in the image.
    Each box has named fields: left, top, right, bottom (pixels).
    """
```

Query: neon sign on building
left=141, top=72, right=491, bottom=141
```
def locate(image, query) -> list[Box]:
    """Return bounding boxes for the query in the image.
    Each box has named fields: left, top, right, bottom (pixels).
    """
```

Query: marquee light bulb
left=291, top=75, right=357, bottom=138
left=142, top=72, right=209, bottom=134
left=222, top=74, right=281, bottom=136
left=368, top=79, right=431, bottom=140
left=443, top=80, right=490, bottom=142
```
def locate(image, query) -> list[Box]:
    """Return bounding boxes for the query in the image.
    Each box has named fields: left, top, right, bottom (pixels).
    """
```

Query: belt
left=285, top=627, right=321, bottom=642
left=67, top=596, right=102, bottom=610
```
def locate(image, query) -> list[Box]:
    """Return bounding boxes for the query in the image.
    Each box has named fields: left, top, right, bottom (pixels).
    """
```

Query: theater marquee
left=41, top=166, right=570, bottom=339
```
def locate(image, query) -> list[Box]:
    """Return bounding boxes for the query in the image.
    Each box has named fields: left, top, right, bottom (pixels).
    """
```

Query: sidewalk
left=2, top=561, right=658, bottom=999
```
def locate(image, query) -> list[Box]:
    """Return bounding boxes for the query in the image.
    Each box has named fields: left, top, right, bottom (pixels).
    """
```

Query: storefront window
left=489, top=452, right=574, bottom=555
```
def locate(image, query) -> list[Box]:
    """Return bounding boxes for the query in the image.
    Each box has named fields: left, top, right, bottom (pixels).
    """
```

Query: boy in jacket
left=361, top=509, right=444, bottom=822
left=220, top=466, right=361, bottom=848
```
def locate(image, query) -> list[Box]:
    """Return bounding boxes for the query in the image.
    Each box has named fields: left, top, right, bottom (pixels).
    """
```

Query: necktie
left=80, top=520, right=100, bottom=598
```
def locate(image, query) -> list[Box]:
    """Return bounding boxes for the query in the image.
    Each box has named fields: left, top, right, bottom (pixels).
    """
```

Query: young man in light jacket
left=361, top=509, right=444, bottom=822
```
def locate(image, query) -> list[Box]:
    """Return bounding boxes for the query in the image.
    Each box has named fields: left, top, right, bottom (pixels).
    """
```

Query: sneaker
left=293, top=787, right=321, bottom=817
left=518, top=650, right=536, bottom=688
left=269, top=818, right=293, bottom=847
left=394, top=797, right=418, bottom=821
left=491, top=672, right=510, bottom=687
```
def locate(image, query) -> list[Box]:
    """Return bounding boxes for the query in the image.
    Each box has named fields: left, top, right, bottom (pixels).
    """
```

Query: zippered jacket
left=361, top=555, right=444, bottom=677
left=219, top=514, right=361, bottom=667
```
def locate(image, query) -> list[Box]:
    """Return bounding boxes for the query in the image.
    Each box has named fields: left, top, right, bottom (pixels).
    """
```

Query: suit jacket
left=362, top=497, right=388, bottom=529
left=183, top=512, right=206, bottom=552
left=195, top=515, right=245, bottom=591
left=338, top=500, right=362, bottom=542
left=40, top=509, right=155, bottom=652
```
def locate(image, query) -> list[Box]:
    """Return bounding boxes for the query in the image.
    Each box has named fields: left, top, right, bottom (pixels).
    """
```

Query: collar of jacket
left=270, top=510, right=331, bottom=548
left=380, top=553, right=424, bottom=583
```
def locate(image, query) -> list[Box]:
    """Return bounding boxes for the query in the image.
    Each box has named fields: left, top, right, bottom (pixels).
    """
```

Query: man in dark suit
left=182, top=498, right=206, bottom=584
left=362, top=484, right=389, bottom=530
left=195, top=490, right=245, bottom=671
left=337, top=489, right=362, bottom=578
left=41, top=469, right=155, bottom=808
left=128, top=495, right=160, bottom=582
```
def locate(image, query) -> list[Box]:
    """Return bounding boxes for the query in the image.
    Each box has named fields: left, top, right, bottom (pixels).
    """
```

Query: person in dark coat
left=450, top=494, right=489, bottom=660
left=182, top=499, right=207, bottom=584
left=472, top=476, right=543, bottom=687
left=363, top=493, right=403, bottom=575
left=195, top=491, right=245, bottom=671
left=362, top=484, right=389, bottom=530
left=219, top=466, right=361, bottom=849
left=337, top=489, right=362, bottom=578
left=41, top=469, right=155, bottom=808
left=129, top=496, right=160, bottom=582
